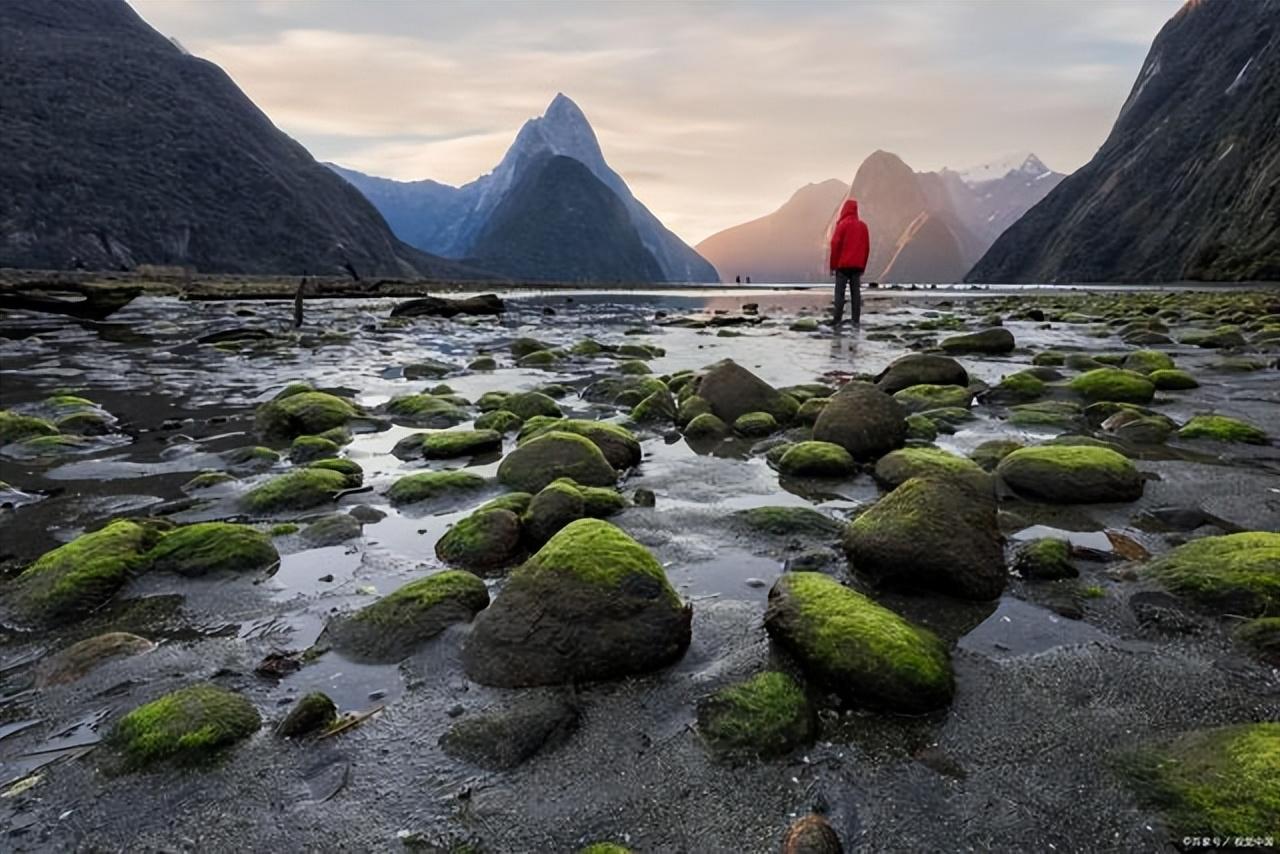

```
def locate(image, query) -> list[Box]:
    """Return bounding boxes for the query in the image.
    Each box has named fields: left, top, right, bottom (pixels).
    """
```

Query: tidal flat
left=1, top=286, right=1277, bottom=852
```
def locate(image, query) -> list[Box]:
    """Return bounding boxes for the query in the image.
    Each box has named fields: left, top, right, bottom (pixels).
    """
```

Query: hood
left=838, top=199, right=860, bottom=220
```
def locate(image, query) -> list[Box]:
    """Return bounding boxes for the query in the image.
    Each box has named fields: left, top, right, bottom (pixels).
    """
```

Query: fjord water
left=0, top=287, right=1277, bottom=851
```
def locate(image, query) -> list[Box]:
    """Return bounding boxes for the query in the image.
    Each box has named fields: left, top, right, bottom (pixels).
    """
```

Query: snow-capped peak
left=954, top=153, right=1053, bottom=186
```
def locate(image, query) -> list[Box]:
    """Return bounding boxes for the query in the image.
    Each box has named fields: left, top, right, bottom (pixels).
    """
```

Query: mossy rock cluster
left=968, top=439, right=1023, bottom=471
left=242, top=467, right=350, bottom=513
left=997, top=445, right=1143, bottom=504
left=386, top=470, right=486, bottom=506
left=325, top=570, right=490, bottom=662
left=420, top=429, right=503, bottom=459
left=734, top=411, right=778, bottom=437
left=764, top=573, right=953, bottom=712
left=776, top=441, right=856, bottom=478
left=384, top=394, right=468, bottom=428
left=435, top=509, right=524, bottom=571
left=523, top=478, right=626, bottom=544
left=110, top=683, right=261, bottom=769
left=255, top=389, right=359, bottom=441
left=498, top=431, right=618, bottom=493
left=474, top=409, right=524, bottom=433
left=695, top=359, right=798, bottom=424
left=892, top=384, right=973, bottom=414
left=1144, top=532, right=1279, bottom=616
left=147, top=522, right=278, bottom=577
left=1177, top=414, right=1267, bottom=445
left=1069, top=368, right=1155, bottom=404
left=872, top=447, right=989, bottom=493
left=463, top=519, right=691, bottom=686
left=696, top=672, right=814, bottom=757
left=517, top=417, right=641, bottom=469
left=630, top=387, right=678, bottom=425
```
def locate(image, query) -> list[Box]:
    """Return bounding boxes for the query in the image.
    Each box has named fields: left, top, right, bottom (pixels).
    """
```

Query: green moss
left=630, top=388, right=677, bottom=424
left=467, top=356, right=497, bottom=371
left=474, top=409, right=523, bottom=433
left=435, top=510, right=522, bottom=570
left=1069, top=368, right=1155, bottom=404
left=1177, top=414, right=1267, bottom=445
left=422, top=429, right=502, bottom=459
left=732, top=506, right=842, bottom=538
left=1121, top=349, right=1175, bottom=374
left=697, top=672, right=813, bottom=756
left=13, top=520, right=160, bottom=622
left=996, top=445, right=1142, bottom=503
left=968, top=439, right=1022, bottom=471
left=15, top=434, right=92, bottom=454
left=45, top=394, right=96, bottom=409
left=777, top=441, right=856, bottom=477
left=1148, top=369, right=1199, bottom=390
left=1080, top=584, right=1106, bottom=599
left=578, top=845, right=633, bottom=854
left=305, top=457, right=363, bottom=487
left=223, top=445, right=279, bottom=468
left=1012, top=538, right=1075, bottom=580
left=1144, top=532, right=1280, bottom=615
left=892, top=384, right=973, bottom=413
left=476, top=391, right=510, bottom=412
left=0, top=409, right=59, bottom=443
left=553, top=479, right=627, bottom=517
left=1008, top=400, right=1084, bottom=428
left=276, top=692, right=338, bottom=738
left=618, top=342, right=662, bottom=359
left=270, top=523, right=299, bottom=536
left=289, top=434, right=339, bottom=463
left=521, top=518, right=676, bottom=603
left=254, top=391, right=358, bottom=440
left=795, top=397, right=829, bottom=426
left=510, top=337, right=551, bottom=358
left=1123, top=723, right=1280, bottom=838
left=789, top=317, right=819, bottom=332
left=618, top=360, right=652, bottom=375
left=147, top=522, right=278, bottom=577
left=499, top=431, right=619, bottom=492
left=683, top=412, right=729, bottom=439
left=477, top=492, right=534, bottom=514
left=385, top=394, right=467, bottom=425
left=873, top=447, right=988, bottom=491
left=241, top=468, right=349, bottom=513
left=1032, top=350, right=1065, bottom=366
left=56, top=411, right=113, bottom=434
left=502, top=391, right=562, bottom=420
left=993, top=371, right=1046, bottom=401
left=517, top=349, right=559, bottom=368
left=733, top=411, right=777, bottom=437
left=110, top=683, right=261, bottom=769
left=903, top=412, right=937, bottom=441
left=386, top=471, right=486, bottom=506
left=766, top=572, right=953, bottom=711
left=570, top=338, right=606, bottom=356
left=183, top=471, right=236, bottom=491
left=353, top=570, right=489, bottom=628
left=676, top=395, right=712, bottom=427
left=1234, top=618, right=1280, bottom=663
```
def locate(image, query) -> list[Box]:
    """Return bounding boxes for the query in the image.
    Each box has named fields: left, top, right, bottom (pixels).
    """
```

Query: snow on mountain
left=954, top=153, right=1053, bottom=186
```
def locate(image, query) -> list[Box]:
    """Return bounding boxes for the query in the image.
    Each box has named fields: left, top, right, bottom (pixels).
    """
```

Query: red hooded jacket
left=829, top=199, right=870, bottom=272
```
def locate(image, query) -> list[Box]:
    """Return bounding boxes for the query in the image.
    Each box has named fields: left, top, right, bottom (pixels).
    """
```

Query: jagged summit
left=954, top=153, right=1053, bottom=185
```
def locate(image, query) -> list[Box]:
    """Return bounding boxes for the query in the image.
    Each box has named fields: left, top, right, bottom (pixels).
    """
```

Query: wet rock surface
left=0, top=286, right=1277, bottom=851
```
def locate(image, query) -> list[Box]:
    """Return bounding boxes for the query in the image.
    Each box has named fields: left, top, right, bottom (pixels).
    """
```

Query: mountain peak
left=955, top=152, right=1054, bottom=185
left=544, top=92, right=588, bottom=125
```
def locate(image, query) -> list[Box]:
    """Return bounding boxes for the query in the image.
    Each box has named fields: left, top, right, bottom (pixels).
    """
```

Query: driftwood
left=0, top=284, right=141, bottom=320
left=390, top=293, right=504, bottom=319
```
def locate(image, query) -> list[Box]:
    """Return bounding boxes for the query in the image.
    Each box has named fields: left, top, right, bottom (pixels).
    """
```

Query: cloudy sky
left=130, top=0, right=1182, bottom=245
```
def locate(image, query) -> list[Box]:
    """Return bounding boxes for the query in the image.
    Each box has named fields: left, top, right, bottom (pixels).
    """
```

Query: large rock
left=940, top=327, right=1014, bottom=354
left=872, top=447, right=991, bottom=493
left=462, top=519, right=691, bottom=686
left=440, top=694, right=578, bottom=769
left=1144, top=532, right=1279, bottom=616
left=146, top=522, right=278, bottom=576
left=996, top=445, right=1144, bottom=503
left=1069, top=367, right=1155, bottom=404
left=517, top=417, right=641, bottom=469
left=874, top=353, right=968, bottom=394
left=242, top=468, right=349, bottom=513
left=390, top=294, right=504, bottom=318
left=811, top=381, right=907, bottom=461
left=764, top=572, right=954, bottom=712
left=843, top=477, right=1005, bottom=599
left=498, top=431, right=617, bottom=493
left=325, top=570, right=490, bottom=662
left=695, top=359, right=798, bottom=424
left=434, top=509, right=523, bottom=571
left=254, top=391, right=359, bottom=441
left=110, top=684, right=261, bottom=770
left=36, top=632, right=155, bottom=686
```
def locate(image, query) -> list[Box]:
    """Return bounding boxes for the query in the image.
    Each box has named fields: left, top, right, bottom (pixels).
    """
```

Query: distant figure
left=735, top=275, right=741, bottom=284
left=745, top=276, right=751, bottom=284
left=829, top=198, right=870, bottom=326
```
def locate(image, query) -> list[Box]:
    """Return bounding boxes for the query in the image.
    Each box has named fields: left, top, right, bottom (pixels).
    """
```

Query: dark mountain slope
left=968, top=0, right=1280, bottom=283
left=465, top=155, right=664, bottom=283
left=0, top=0, right=470, bottom=277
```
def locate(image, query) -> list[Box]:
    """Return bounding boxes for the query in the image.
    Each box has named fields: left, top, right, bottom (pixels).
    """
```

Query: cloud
left=128, top=0, right=1183, bottom=244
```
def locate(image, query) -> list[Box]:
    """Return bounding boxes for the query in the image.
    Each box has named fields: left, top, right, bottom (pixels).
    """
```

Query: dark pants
left=833, top=268, right=862, bottom=325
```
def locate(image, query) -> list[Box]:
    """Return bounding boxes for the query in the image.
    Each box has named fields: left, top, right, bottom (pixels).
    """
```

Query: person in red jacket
left=828, top=198, right=870, bottom=326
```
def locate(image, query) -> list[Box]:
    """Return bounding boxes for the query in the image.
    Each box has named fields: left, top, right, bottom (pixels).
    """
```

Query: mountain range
left=0, top=0, right=468, bottom=279
left=697, top=152, right=1063, bottom=283
left=969, top=0, right=1279, bottom=283
left=332, top=95, right=718, bottom=283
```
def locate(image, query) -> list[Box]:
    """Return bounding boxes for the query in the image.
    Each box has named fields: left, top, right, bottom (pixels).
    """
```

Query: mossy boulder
left=288, top=434, right=339, bottom=463
left=222, top=445, right=279, bottom=471
left=1100, top=409, right=1175, bottom=444
left=384, top=394, right=468, bottom=428
left=255, top=391, right=358, bottom=441
left=631, top=387, right=678, bottom=424
left=1144, top=532, right=1279, bottom=616
left=892, top=384, right=973, bottom=414
left=463, top=519, right=691, bottom=686
left=696, top=359, right=798, bottom=424
left=56, top=411, right=114, bottom=435
left=502, top=391, right=562, bottom=421
left=684, top=412, right=730, bottom=439
left=1012, top=538, right=1076, bottom=580
left=467, top=356, right=498, bottom=371
left=517, top=349, right=559, bottom=368
left=498, top=432, right=617, bottom=493
left=510, top=337, right=552, bottom=358
left=422, top=429, right=503, bottom=459
left=1177, top=414, right=1267, bottom=445
left=1032, top=351, right=1065, bottom=367
left=795, top=397, right=829, bottom=426
left=110, top=684, right=261, bottom=769
left=305, top=457, right=363, bottom=488
left=435, top=509, right=524, bottom=571
left=242, top=468, right=349, bottom=513
left=940, top=327, right=1014, bottom=354
left=843, top=476, right=1004, bottom=599
left=35, top=632, right=155, bottom=687
left=300, top=513, right=362, bottom=547
left=402, top=358, right=455, bottom=379
left=1121, top=349, right=1175, bottom=374
left=474, top=409, right=523, bottom=434
left=904, top=413, right=937, bottom=441
left=996, top=445, right=1144, bottom=503
left=1123, top=723, right=1280, bottom=840
left=676, top=394, right=712, bottom=427
left=696, top=672, right=814, bottom=757
left=968, top=439, right=1023, bottom=471
left=1179, top=326, right=1247, bottom=348
left=276, top=692, right=338, bottom=738
left=12, top=520, right=161, bottom=623
left=183, top=471, right=237, bottom=491
left=1008, top=401, right=1084, bottom=429
left=776, top=441, right=856, bottom=478
left=147, top=522, right=278, bottom=577
left=874, top=353, right=968, bottom=394
left=872, top=447, right=990, bottom=493
left=0, top=409, right=60, bottom=443
left=477, top=492, right=534, bottom=515
left=731, top=506, right=843, bottom=539
left=523, top=480, right=587, bottom=544
left=734, top=411, right=778, bottom=437
left=517, top=418, right=641, bottom=469
left=1069, top=368, right=1155, bottom=404
left=764, top=572, right=953, bottom=712
left=985, top=371, right=1046, bottom=403
left=386, top=471, right=486, bottom=506
left=326, top=570, right=490, bottom=662
left=1148, top=369, right=1199, bottom=390
left=812, top=381, right=907, bottom=461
